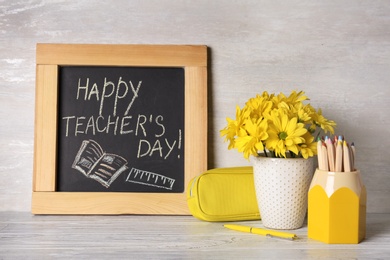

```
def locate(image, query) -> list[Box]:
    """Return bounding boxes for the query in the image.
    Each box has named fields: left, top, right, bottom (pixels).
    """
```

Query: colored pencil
left=343, top=141, right=352, bottom=172
left=322, top=142, right=329, bottom=171
left=317, top=139, right=324, bottom=170
left=335, top=137, right=343, bottom=172
left=326, top=137, right=335, bottom=172
left=350, top=142, right=356, bottom=171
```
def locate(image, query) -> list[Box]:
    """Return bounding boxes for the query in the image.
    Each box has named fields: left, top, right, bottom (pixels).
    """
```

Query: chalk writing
left=57, top=66, right=185, bottom=192
left=76, top=77, right=142, bottom=116
left=62, top=74, right=182, bottom=160
left=137, top=128, right=182, bottom=159
left=62, top=114, right=166, bottom=137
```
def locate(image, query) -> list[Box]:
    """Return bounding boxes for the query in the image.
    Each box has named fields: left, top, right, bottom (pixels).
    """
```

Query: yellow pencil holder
left=308, top=169, right=366, bottom=244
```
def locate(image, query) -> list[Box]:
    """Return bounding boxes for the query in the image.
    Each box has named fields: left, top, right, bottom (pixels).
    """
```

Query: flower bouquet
left=220, top=90, right=336, bottom=159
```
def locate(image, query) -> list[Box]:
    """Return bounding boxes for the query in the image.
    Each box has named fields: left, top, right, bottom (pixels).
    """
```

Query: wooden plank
left=32, top=65, right=58, bottom=192
left=36, top=44, right=207, bottom=67
left=185, top=66, right=208, bottom=184
left=31, top=192, right=189, bottom=215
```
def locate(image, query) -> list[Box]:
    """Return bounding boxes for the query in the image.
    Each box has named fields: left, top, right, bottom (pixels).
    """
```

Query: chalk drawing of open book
left=72, top=140, right=128, bottom=188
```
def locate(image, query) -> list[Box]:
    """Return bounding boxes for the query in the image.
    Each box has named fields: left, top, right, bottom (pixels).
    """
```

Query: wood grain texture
left=36, top=44, right=207, bottom=67
left=184, top=66, right=208, bottom=189
left=31, top=192, right=189, bottom=215
left=33, top=65, right=58, bottom=192
left=1, top=212, right=389, bottom=259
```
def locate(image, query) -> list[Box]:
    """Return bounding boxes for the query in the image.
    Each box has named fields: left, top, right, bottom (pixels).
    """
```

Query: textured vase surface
left=252, top=156, right=315, bottom=229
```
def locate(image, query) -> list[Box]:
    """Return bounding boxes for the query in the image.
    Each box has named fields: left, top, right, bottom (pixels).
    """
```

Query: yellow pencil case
left=186, top=167, right=261, bottom=222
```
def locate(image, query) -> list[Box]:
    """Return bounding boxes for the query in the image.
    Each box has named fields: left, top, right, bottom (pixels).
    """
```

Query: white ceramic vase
left=252, top=156, right=315, bottom=230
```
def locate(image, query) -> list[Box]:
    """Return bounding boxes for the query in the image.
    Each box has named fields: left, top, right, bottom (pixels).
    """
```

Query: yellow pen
left=224, top=224, right=297, bottom=240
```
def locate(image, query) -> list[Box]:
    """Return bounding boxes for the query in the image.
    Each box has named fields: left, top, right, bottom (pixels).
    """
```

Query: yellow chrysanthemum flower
left=286, top=90, right=309, bottom=103
left=220, top=106, right=249, bottom=149
left=295, top=103, right=314, bottom=123
left=266, top=111, right=307, bottom=158
left=271, top=90, right=308, bottom=108
left=312, top=108, right=336, bottom=134
left=299, top=132, right=317, bottom=159
left=234, top=118, right=268, bottom=159
left=246, top=95, right=273, bottom=121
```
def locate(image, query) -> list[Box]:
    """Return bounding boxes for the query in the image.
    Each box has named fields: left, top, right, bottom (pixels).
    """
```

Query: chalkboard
left=57, top=66, right=185, bottom=192
left=32, top=44, right=207, bottom=215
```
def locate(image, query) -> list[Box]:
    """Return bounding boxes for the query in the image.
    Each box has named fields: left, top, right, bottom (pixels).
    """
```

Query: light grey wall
left=1, top=0, right=389, bottom=213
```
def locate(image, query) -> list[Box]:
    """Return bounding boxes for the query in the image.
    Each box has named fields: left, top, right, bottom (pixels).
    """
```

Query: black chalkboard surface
left=57, top=66, right=185, bottom=192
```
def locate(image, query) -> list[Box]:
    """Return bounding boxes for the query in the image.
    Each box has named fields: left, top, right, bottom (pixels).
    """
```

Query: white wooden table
left=1, top=212, right=389, bottom=259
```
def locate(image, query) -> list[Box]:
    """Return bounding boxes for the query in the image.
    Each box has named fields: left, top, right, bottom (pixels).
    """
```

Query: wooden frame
left=32, top=44, right=207, bottom=214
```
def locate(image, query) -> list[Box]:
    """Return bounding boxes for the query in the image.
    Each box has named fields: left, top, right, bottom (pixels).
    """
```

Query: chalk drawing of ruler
left=125, top=167, right=175, bottom=190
